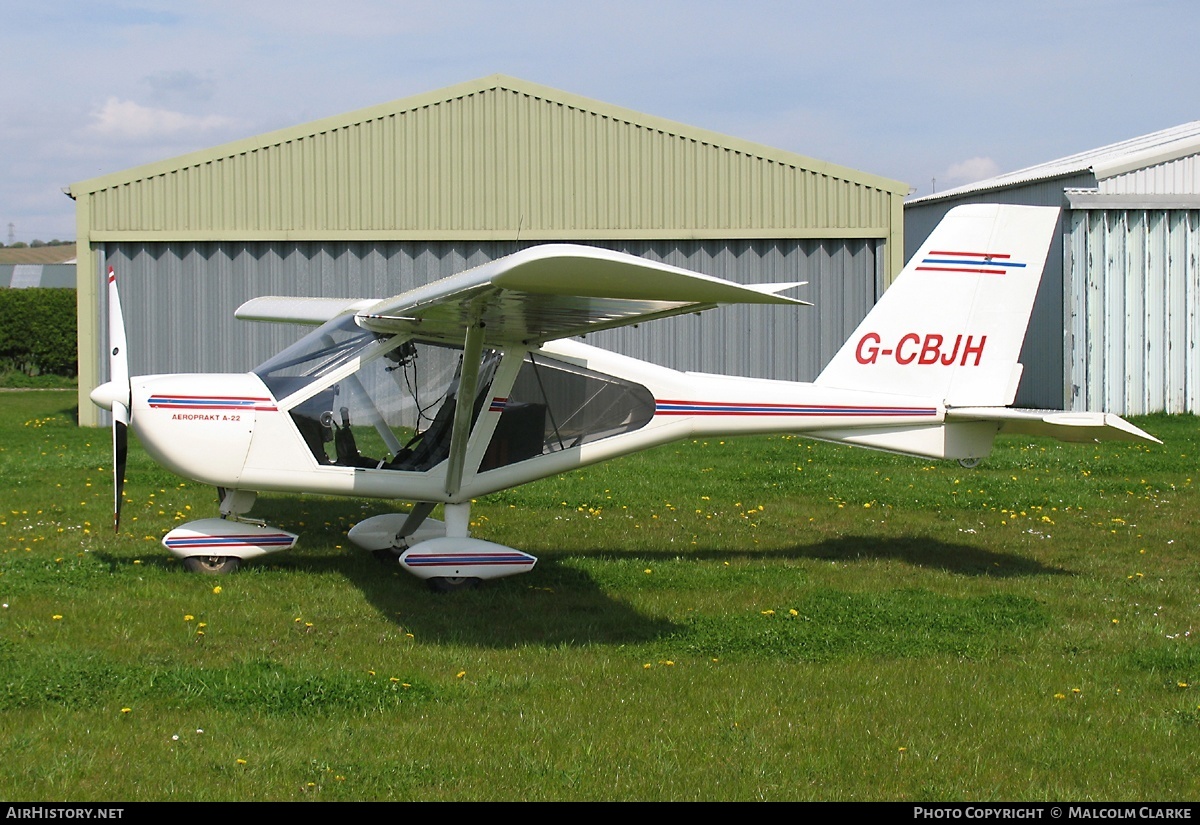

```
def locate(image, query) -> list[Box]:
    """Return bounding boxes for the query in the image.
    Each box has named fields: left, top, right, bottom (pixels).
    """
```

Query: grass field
left=1, top=389, right=1197, bottom=801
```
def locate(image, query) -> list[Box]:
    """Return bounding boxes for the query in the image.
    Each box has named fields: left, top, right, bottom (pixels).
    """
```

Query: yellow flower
left=52, top=614, right=62, bottom=620
left=236, top=759, right=247, bottom=765
left=184, top=615, right=194, bottom=622
left=121, top=707, right=132, bottom=714
left=212, top=586, right=222, bottom=594
left=456, top=671, right=466, bottom=679
left=789, top=609, right=799, bottom=617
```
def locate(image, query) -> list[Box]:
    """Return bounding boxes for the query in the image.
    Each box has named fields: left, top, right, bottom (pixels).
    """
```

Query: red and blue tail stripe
left=915, top=250, right=1027, bottom=276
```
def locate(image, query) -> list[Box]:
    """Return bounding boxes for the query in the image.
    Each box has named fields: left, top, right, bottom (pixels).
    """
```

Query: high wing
left=238, top=244, right=807, bottom=346
left=361, top=244, right=808, bottom=345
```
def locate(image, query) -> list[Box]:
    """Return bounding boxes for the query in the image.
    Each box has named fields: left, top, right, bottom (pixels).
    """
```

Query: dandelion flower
left=184, top=615, right=194, bottom=622
left=236, top=759, right=247, bottom=765
left=456, top=671, right=466, bottom=679
left=212, top=586, right=222, bottom=594
left=52, top=614, right=62, bottom=620
left=121, top=708, right=132, bottom=714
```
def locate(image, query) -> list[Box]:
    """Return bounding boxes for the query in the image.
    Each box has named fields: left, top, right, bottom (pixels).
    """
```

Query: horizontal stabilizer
left=946, top=407, right=1161, bottom=444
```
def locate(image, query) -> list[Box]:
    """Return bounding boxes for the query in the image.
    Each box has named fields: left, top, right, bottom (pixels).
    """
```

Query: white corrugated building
left=905, top=123, right=1200, bottom=415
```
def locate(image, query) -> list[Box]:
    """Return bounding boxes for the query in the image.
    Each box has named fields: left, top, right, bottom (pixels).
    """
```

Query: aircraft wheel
left=958, top=457, right=983, bottom=469
left=372, top=548, right=403, bottom=565
left=427, top=576, right=481, bottom=593
left=182, top=555, right=241, bottom=574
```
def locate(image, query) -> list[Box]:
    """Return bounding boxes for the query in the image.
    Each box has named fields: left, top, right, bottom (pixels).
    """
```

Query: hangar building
left=906, top=122, right=1200, bottom=415
left=71, top=75, right=907, bottom=427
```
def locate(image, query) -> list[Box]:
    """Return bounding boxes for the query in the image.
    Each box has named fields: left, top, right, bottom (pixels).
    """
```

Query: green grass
left=0, top=373, right=76, bottom=389
left=1, top=391, right=1197, bottom=801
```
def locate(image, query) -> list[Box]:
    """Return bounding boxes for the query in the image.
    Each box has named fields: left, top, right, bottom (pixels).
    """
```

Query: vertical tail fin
left=816, top=204, right=1060, bottom=407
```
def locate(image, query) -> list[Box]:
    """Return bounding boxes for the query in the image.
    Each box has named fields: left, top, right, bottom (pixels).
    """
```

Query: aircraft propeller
left=99, top=268, right=131, bottom=532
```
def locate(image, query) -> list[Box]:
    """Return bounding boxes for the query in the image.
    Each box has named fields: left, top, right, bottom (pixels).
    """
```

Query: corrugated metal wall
left=903, top=174, right=1097, bottom=410
left=1100, top=154, right=1200, bottom=195
left=85, top=84, right=897, bottom=239
left=104, top=238, right=879, bottom=383
left=1066, top=208, right=1200, bottom=414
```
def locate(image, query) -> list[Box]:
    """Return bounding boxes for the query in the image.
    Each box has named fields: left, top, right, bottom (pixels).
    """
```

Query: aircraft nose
left=90, top=380, right=129, bottom=411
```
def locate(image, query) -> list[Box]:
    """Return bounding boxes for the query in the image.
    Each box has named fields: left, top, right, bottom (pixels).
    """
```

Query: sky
left=3, top=0, right=1198, bottom=244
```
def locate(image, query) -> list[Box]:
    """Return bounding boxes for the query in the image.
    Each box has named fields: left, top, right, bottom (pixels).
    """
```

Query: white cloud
left=87, top=98, right=235, bottom=141
left=940, top=157, right=1002, bottom=187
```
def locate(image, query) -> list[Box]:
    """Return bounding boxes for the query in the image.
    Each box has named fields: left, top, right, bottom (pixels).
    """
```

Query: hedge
left=0, top=288, right=77, bottom=377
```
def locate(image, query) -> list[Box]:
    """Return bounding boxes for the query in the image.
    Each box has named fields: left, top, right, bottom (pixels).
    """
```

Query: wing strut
left=444, top=319, right=486, bottom=497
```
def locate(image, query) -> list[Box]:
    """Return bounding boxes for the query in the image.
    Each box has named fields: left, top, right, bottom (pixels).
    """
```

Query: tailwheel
left=427, top=576, right=481, bottom=593
left=182, top=555, right=241, bottom=575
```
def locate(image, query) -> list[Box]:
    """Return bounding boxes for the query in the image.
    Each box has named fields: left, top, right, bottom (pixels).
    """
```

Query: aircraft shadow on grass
left=96, top=529, right=1066, bottom=648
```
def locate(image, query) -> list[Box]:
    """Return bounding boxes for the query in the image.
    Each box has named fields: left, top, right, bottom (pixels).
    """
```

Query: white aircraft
left=90, top=203, right=1157, bottom=590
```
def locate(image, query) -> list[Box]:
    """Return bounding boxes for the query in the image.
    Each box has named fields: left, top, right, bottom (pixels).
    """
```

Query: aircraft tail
left=816, top=203, right=1059, bottom=407
left=808, top=203, right=1159, bottom=456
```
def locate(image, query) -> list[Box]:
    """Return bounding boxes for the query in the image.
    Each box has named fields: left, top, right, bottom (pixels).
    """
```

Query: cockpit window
left=480, top=352, right=654, bottom=471
left=274, top=328, right=502, bottom=473
left=254, top=313, right=380, bottom=400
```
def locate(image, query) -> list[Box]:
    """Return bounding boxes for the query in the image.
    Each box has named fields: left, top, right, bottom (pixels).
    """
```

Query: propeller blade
left=113, top=402, right=128, bottom=532
left=107, top=268, right=129, bottom=389
left=106, top=268, right=131, bottom=533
